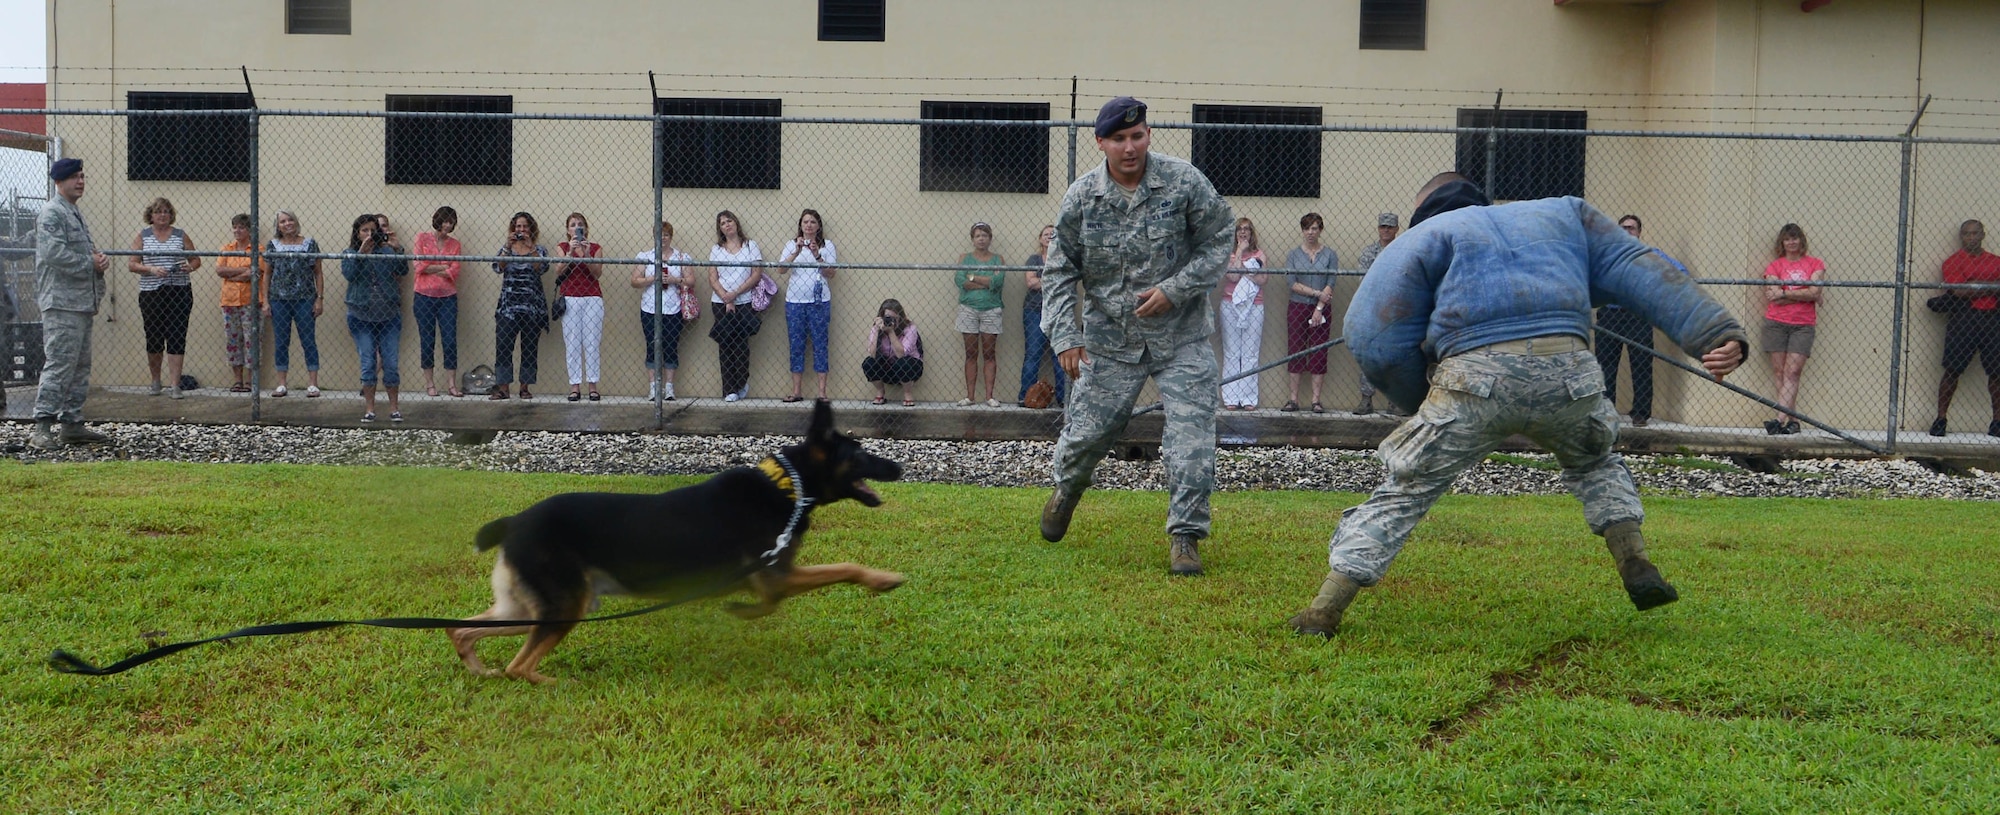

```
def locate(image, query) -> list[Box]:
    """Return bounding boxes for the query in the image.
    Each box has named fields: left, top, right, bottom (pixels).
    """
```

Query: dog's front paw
left=866, top=571, right=907, bottom=593
left=727, top=601, right=776, bottom=619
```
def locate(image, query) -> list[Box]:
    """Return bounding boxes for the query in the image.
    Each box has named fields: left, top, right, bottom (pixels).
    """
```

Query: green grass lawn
left=2, top=459, right=1996, bottom=813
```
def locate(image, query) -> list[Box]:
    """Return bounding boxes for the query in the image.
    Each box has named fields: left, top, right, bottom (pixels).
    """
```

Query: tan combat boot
left=1604, top=521, right=1678, bottom=611
left=1168, top=533, right=1202, bottom=576
left=1289, top=571, right=1362, bottom=637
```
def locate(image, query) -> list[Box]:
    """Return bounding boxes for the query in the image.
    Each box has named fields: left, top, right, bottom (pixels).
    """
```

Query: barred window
left=656, top=98, right=783, bottom=190
left=126, top=91, right=254, bottom=183
left=819, top=0, right=885, bottom=41
left=1455, top=109, right=1588, bottom=201
left=385, top=95, right=513, bottom=186
left=919, top=101, right=1049, bottom=194
left=285, top=0, right=351, bottom=35
left=1190, top=104, right=1322, bottom=199
left=1360, top=0, right=1425, bottom=50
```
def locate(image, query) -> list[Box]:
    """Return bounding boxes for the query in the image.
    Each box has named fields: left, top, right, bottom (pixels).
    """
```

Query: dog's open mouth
left=851, top=479, right=882, bottom=505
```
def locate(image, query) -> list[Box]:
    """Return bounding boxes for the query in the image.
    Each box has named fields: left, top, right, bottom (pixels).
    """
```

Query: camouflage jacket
left=36, top=197, right=105, bottom=315
left=1041, top=152, right=1234, bottom=364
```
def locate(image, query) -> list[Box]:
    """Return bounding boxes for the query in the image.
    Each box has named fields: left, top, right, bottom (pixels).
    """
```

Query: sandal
left=448, top=387, right=464, bottom=398
left=588, top=391, right=600, bottom=402
left=871, top=396, right=887, bottom=405
left=1281, top=400, right=1300, bottom=412
left=426, top=386, right=440, bottom=397
left=488, top=385, right=510, bottom=401
left=1311, top=402, right=1325, bottom=414
left=902, top=399, right=917, bottom=407
left=781, top=395, right=804, bottom=403
left=519, top=388, right=533, bottom=400
left=568, top=390, right=582, bottom=402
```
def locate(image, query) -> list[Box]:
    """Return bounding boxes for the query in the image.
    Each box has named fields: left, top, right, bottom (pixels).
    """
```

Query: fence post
left=1066, top=76, right=1078, bottom=184
left=246, top=108, right=262, bottom=421
left=1886, top=96, right=1930, bottom=452
left=1484, top=89, right=1501, bottom=197
left=649, top=73, right=666, bottom=430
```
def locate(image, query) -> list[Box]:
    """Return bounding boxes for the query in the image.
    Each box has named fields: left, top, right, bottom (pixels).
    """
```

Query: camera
left=572, top=227, right=586, bottom=242
left=512, top=232, right=527, bottom=242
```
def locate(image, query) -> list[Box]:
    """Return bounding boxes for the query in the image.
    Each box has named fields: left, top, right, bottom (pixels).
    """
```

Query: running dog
left=448, top=399, right=906, bottom=683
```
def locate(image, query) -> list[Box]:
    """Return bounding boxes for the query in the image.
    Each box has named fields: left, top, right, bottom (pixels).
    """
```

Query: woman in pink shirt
left=412, top=206, right=463, bottom=397
left=861, top=298, right=923, bottom=406
left=1761, top=222, right=1824, bottom=434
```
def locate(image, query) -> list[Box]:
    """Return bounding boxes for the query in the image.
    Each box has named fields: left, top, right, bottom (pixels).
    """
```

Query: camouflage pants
left=34, top=308, right=94, bottom=423
left=1327, top=346, right=1644, bottom=586
left=1053, top=340, right=1218, bottom=539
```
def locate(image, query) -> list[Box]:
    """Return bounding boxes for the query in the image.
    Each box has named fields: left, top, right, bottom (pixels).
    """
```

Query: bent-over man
left=1290, top=173, right=1749, bottom=635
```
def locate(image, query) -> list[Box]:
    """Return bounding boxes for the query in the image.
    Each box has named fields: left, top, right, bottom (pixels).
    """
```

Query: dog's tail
left=474, top=518, right=510, bottom=551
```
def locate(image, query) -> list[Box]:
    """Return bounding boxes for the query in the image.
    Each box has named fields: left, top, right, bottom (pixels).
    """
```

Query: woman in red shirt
left=1760, top=223, right=1824, bottom=435
left=557, top=212, right=604, bottom=401
left=412, top=206, right=463, bottom=397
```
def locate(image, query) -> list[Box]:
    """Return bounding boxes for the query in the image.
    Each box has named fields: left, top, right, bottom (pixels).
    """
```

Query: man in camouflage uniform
left=30, top=158, right=113, bottom=450
left=1289, top=173, right=1750, bottom=635
left=1350, top=212, right=1400, bottom=415
left=1039, top=96, right=1235, bottom=576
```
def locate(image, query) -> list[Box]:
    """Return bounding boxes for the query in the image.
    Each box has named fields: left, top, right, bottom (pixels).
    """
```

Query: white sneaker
left=169, top=387, right=186, bottom=400
left=149, top=381, right=163, bottom=396
left=986, top=398, right=1001, bottom=408
left=647, top=381, right=659, bottom=401
left=663, top=382, right=675, bottom=401
left=724, top=392, right=740, bottom=403
left=955, top=398, right=973, bottom=407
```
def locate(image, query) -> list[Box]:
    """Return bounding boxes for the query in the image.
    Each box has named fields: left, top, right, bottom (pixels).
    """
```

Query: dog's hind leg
left=727, top=563, right=906, bottom=619
left=503, top=586, right=593, bottom=685
left=447, top=558, right=535, bottom=677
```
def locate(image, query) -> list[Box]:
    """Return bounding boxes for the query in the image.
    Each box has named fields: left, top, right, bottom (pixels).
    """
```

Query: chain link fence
left=3, top=103, right=1997, bottom=451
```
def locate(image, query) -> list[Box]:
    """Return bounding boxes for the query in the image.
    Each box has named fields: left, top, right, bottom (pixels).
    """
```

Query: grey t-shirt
left=1285, top=245, right=1339, bottom=305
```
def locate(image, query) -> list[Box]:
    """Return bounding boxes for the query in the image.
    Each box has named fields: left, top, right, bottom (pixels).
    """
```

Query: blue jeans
left=786, top=300, right=831, bottom=374
left=413, top=293, right=458, bottom=371
left=347, top=314, right=402, bottom=388
left=1018, top=306, right=1068, bottom=404
left=268, top=298, right=320, bottom=372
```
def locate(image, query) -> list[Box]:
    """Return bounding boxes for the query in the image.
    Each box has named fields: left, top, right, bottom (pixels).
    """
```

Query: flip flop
left=902, top=399, right=916, bottom=407
left=781, top=395, right=804, bottom=403
left=426, top=386, right=440, bottom=397
left=871, top=396, right=887, bottom=405
left=448, top=388, right=464, bottom=398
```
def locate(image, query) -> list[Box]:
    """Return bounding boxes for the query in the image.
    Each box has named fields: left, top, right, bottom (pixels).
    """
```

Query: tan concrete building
left=36, top=0, right=2000, bottom=433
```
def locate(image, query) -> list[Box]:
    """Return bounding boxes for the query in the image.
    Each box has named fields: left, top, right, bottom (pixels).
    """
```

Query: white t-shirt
left=635, top=247, right=693, bottom=315
left=710, top=240, right=762, bottom=305
left=777, top=239, right=838, bottom=304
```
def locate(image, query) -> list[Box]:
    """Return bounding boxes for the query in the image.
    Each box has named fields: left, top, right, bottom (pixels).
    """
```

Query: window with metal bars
left=1454, top=108, right=1588, bottom=201
left=1360, top=0, right=1425, bottom=50
left=1190, top=104, right=1322, bottom=199
left=384, top=95, right=513, bottom=186
left=656, top=98, right=783, bottom=190
left=819, top=0, right=885, bottom=41
left=285, top=0, right=351, bottom=35
left=126, top=92, right=254, bottom=183
left=919, top=101, right=1049, bottom=194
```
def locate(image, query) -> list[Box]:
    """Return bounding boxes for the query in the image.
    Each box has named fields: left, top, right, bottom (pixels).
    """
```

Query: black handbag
left=549, top=266, right=573, bottom=321
left=1926, top=293, right=1968, bottom=314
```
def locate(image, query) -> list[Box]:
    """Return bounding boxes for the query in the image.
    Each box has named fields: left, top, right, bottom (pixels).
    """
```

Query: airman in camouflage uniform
left=1039, top=97, right=1235, bottom=576
left=31, top=158, right=113, bottom=449
left=1290, top=173, right=1750, bottom=635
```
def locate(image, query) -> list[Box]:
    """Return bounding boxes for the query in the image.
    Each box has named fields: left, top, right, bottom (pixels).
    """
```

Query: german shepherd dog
left=448, top=400, right=906, bottom=683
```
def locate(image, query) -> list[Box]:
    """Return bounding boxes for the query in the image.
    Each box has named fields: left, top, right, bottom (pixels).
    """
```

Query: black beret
left=1095, top=97, right=1147, bottom=138
left=49, top=157, right=83, bottom=181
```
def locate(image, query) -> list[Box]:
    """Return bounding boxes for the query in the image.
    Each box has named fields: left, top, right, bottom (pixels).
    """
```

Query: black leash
left=53, top=454, right=823, bottom=678
left=49, top=563, right=761, bottom=677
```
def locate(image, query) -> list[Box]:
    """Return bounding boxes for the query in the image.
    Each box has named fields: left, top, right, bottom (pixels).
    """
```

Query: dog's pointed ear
left=808, top=398, right=835, bottom=442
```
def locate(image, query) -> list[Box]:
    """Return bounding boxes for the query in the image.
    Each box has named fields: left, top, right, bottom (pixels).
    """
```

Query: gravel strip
left=3, top=422, right=1996, bottom=500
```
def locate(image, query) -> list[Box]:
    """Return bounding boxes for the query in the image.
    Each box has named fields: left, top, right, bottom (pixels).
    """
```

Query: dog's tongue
left=852, top=480, right=879, bottom=501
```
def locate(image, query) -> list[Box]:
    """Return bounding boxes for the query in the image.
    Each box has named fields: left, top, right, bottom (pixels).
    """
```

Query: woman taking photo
left=1761, top=222, right=1824, bottom=435
left=708, top=210, right=764, bottom=402
left=632, top=220, right=695, bottom=402
left=490, top=212, right=550, bottom=401
left=412, top=205, right=463, bottom=397
left=778, top=208, right=837, bottom=403
left=556, top=212, right=605, bottom=402
left=261, top=211, right=323, bottom=398
left=955, top=221, right=1004, bottom=407
left=342, top=214, right=407, bottom=422
left=1220, top=217, right=1267, bottom=411
left=129, top=197, right=200, bottom=399
left=862, top=298, right=923, bottom=407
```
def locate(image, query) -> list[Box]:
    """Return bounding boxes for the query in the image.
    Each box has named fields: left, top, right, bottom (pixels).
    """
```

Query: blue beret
left=49, top=158, right=83, bottom=182
left=1095, top=97, right=1147, bottom=138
